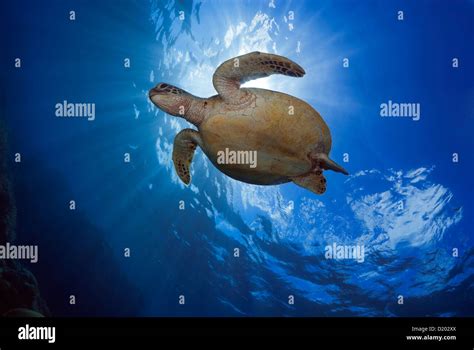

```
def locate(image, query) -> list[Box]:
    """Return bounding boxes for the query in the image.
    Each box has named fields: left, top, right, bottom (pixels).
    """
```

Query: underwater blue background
left=0, top=0, right=473, bottom=316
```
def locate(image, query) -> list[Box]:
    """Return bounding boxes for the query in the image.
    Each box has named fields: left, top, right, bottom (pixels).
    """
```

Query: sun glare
left=241, top=78, right=272, bottom=90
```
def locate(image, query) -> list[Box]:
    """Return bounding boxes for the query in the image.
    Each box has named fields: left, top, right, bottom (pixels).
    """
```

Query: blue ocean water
left=1, top=0, right=473, bottom=316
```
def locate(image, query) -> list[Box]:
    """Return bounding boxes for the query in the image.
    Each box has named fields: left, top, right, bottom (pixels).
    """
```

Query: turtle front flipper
left=172, top=129, right=202, bottom=185
left=291, top=173, right=327, bottom=195
left=212, top=51, right=305, bottom=101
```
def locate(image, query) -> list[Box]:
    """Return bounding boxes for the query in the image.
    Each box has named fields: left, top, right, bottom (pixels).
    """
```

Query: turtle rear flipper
left=172, top=129, right=202, bottom=185
left=291, top=173, right=327, bottom=195
left=213, top=51, right=305, bottom=101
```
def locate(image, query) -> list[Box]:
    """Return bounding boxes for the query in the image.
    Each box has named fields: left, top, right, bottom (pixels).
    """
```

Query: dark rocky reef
left=0, top=120, right=49, bottom=316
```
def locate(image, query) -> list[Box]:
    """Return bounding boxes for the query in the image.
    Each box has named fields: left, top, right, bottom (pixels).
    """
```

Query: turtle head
left=149, top=83, right=194, bottom=117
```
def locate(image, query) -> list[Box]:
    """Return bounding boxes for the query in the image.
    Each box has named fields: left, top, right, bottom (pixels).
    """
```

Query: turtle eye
left=158, top=83, right=169, bottom=89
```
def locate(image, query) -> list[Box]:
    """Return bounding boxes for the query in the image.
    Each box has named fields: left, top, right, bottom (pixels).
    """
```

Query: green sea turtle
left=149, top=51, right=348, bottom=194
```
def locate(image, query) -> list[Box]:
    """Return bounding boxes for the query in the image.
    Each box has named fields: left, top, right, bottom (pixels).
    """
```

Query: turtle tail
left=315, top=153, right=349, bottom=175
